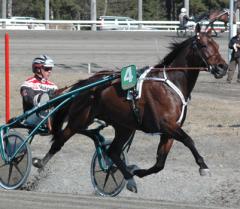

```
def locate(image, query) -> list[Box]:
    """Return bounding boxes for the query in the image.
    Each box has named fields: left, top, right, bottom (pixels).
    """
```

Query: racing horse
left=197, top=9, right=235, bottom=36
left=33, top=24, right=228, bottom=193
left=208, top=9, right=236, bottom=35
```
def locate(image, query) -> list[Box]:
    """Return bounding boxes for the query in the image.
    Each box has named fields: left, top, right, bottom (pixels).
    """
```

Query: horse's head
left=191, top=24, right=228, bottom=79
left=209, top=9, right=232, bottom=23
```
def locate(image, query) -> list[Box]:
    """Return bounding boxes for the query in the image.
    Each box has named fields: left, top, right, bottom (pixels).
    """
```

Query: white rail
left=0, top=19, right=235, bottom=31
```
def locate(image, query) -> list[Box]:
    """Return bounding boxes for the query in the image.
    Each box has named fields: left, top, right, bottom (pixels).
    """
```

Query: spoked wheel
left=177, top=28, right=187, bottom=37
left=90, top=144, right=127, bottom=197
left=0, top=130, right=32, bottom=190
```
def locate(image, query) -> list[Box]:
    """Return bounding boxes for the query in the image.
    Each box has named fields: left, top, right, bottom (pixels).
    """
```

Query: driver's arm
left=20, top=86, right=40, bottom=112
left=184, top=15, right=190, bottom=21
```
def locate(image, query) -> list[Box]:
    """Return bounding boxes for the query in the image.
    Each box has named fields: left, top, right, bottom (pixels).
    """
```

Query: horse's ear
left=195, top=23, right=201, bottom=34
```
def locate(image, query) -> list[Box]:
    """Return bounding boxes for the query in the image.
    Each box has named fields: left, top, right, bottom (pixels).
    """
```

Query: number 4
left=124, top=67, right=133, bottom=82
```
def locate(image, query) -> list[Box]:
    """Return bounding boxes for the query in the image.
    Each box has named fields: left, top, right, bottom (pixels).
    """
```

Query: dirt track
left=0, top=31, right=239, bottom=209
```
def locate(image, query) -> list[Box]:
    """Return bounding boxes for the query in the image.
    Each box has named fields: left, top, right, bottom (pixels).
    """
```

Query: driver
left=20, top=55, right=58, bottom=128
left=179, top=8, right=195, bottom=28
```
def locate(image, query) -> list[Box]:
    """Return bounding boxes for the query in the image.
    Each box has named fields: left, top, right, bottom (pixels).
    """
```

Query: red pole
left=5, top=33, right=10, bottom=123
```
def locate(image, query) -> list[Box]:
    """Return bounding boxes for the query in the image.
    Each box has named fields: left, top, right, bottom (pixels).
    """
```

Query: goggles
left=43, top=67, right=53, bottom=72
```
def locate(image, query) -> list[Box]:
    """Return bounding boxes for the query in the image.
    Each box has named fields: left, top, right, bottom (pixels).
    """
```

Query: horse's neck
left=210, top=10, right=228, bottom=23
left=167, top=66, right=199, bottom=99
left=154, top=40, right=201, bottom=99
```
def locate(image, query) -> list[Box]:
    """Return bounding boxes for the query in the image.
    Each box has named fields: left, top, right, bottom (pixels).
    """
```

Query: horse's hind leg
left=107, top=125, right=138, bottom=193
left=32, top=125, right=76, bottom=169
left=134, top=134, right=173, bottom=178
left=33, top=102, right=93, bottom=169
left=172, top=127, right=210, bottom=176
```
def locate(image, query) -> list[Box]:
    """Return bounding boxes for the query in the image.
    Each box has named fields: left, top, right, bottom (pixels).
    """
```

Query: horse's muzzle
left=210, top=64, right=228, bottom=79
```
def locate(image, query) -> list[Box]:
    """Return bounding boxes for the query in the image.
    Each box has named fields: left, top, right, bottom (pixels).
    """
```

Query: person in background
left=20, top=55, right=58, bottom=130
left=179, top=7, right=195, bottom=29
left=227, top=28, right=240, bottom=83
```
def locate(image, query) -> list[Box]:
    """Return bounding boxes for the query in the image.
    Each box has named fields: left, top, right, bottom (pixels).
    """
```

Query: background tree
left=5, top=0, right=229, bottom=21
left=144, top=0, right=166, bottom=20
left=165, top=0, right=172, bottom=20
left=51, top=0, right=81, bottom=20
left=12, top=0, right=44, bottom=19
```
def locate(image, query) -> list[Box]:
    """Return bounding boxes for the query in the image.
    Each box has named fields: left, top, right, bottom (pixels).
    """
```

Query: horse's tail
left=51, top=71, right=117, bottom=139
left=51, top=100, right=71, bottom=135
left=51, top=79, right=91, bottom=136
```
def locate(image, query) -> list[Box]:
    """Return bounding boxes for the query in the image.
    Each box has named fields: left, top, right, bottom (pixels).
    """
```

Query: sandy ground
left=0, top=31, right=239, bottom=208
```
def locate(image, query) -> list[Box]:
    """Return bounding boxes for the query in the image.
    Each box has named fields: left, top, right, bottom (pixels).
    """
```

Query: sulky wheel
left=0, top=130, right=32, bottom=190
left=90, top=144, right=127, bottom=197
left=177, top=28, right=187, bottom=37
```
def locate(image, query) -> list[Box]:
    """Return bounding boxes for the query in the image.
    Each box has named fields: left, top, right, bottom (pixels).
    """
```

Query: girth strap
left=127, top=89, right=141, bottom=125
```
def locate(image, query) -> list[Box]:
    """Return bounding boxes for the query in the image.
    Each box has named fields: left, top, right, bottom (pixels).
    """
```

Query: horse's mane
left=156, top=36, right=195, bottom=68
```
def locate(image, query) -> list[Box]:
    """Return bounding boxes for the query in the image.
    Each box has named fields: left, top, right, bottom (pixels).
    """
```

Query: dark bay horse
left=209, top=9, right=236, bottom=33
left=197, top=9, right=235, bottom=36
left=33, top=24, right=228, bottom=193
left=210, top=9, right=234, bottom=23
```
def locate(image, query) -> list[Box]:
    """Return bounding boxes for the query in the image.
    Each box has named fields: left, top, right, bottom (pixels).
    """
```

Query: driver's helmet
left=181, top=8, right=187, bottom=13
left=32, top=54, right=54, bottom=73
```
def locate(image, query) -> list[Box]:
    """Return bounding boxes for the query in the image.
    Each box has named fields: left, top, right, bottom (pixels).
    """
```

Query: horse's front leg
left=134, top=135, right=173, bottom=178
left=107, top=126, right=138, bottom=193
left=172, top=127, right=210, bottom=176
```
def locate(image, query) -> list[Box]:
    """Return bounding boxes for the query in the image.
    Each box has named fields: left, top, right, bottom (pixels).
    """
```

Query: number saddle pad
left=121, top=65, right=137, bottom=90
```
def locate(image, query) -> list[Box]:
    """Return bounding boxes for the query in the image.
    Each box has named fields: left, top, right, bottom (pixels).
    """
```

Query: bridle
left=191, top=33, right=218, bottom=72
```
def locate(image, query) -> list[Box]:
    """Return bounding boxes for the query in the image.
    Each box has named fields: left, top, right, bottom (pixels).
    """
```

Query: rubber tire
left=90, top=142, right=127, bottom=197
left=177, top=28, right=187, bottom=37
left=0, top=130, right=32, bottom=190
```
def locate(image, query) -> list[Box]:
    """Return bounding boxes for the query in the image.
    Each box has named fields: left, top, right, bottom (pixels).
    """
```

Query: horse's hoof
left=126, top=178, right=137, bottom=193
left=199, top=168, right=211, bottom=176
left=127, top=164, right=140, bottom=175
left=32, top=157, right=44, bottom=169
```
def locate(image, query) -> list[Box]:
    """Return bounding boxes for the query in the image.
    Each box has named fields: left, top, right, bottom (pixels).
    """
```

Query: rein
left=150, top=67, right=208, bottom=72
left=58, top=67, right=207, bottom=92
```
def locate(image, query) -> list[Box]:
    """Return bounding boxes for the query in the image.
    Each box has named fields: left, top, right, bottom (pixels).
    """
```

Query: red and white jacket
left=20, top=75, right=58, bottom=112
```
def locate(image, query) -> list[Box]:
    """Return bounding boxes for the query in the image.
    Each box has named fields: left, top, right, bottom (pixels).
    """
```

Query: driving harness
left=126, top=66, right=188, bottom=126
